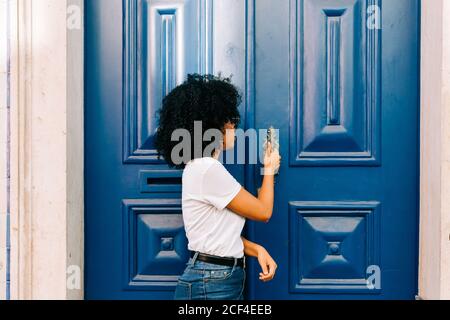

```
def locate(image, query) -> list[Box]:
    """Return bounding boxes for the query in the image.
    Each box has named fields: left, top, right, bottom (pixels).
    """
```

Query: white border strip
left=0, top=0, right=9, bottom=301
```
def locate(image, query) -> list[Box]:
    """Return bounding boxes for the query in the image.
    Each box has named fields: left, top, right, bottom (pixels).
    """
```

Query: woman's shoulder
left=186, top=157, right=223, bottom=170
left=183, top=157, right=233, bottom=197
left=184, top=157, right=234, bottom=184
left=183, top=157, right=220, bottom=181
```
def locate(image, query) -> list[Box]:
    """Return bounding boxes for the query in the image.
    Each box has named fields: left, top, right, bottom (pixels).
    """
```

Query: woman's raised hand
left=263, top=142, right=281, bottom=175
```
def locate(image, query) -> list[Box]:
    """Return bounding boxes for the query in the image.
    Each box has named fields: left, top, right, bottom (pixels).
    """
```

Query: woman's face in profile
left=223, top=122, right=236, bottom=150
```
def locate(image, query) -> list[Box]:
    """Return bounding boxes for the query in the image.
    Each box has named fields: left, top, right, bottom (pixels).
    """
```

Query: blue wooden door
left=85, top=0, right=419, bottom=299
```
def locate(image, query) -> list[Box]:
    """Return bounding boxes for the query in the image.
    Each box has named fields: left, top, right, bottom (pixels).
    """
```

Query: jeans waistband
left=190, top=251, right=246, bottom=269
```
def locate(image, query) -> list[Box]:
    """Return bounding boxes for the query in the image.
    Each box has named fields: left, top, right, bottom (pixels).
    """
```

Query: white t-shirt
left=182, top=157, right=245, bottom=258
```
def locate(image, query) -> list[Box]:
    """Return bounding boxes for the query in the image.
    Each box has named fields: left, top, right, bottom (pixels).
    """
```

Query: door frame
left=3, top=0, right=450, bottom=299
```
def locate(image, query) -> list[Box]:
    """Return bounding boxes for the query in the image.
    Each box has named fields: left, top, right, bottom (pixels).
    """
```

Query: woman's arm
left=227, top=144, right=280, bottom=222
left=242, top=237, right=277, bottom=282
left=227, top=176, right=274, bottom=223
left=242, top=236, right=263, bottom=257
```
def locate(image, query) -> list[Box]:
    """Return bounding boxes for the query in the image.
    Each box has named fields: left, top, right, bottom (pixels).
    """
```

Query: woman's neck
left=213, top=149, right=221, bottom=160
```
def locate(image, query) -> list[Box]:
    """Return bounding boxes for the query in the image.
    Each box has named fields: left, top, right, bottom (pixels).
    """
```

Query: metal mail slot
left=139, top=170, right=182, bottom=193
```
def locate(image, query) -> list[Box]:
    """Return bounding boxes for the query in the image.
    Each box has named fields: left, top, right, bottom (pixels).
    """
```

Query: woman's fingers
left=267, top=261, right=277, bottom=279
left=258, top=259, right=271, bottom=281
left=272, top=152, right=281, bottom=173
left=259, top=259, right=269, bottom=276
left=266, top=141, right=272, bottom=154
left=259, top=261, right=277, bottom=282
left=264, top=142, right=272, bottom=161
left=256, top=247, right=278, bottom=282
left=259, top=272, right=274, bottom=281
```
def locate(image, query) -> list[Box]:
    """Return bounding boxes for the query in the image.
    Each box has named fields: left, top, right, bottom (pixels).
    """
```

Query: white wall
left=440, top=0, right=450, bottom=299
left=66, top=0, right=84, bottom=301
left=419, top=0, right=450, bottom=300
left=7, top=0, right=84, bottom=299
left=0, top=0, right=9, bottom=300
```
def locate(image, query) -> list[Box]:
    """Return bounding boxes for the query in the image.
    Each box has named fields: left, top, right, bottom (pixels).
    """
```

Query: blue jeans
left=174, top=256, right=246, bottom=300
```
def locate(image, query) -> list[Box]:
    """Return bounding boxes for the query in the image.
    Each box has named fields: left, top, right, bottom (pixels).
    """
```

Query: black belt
left=190, top=251, right=245, bottom=268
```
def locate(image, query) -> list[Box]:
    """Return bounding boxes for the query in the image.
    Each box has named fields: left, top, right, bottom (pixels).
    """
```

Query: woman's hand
left=256, top=246, right=278, bottom=282
left=263, top=142, right=281, bottom=175
left=241, top=237, right=278, bottom=282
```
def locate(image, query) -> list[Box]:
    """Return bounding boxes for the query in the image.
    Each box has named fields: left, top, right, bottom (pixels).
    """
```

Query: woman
left=155, top=74, right=281, bottom=300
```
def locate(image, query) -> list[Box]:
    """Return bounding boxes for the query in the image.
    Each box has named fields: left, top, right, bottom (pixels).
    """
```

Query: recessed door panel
left=290, top=0, right=380, bottom=166
left=124, top=0, right=214, bottom=163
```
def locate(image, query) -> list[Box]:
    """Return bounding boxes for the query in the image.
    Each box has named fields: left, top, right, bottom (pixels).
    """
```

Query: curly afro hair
left=155, top=74, right=242, bottom=169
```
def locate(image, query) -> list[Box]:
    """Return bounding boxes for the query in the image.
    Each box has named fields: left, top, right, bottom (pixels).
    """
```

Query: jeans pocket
left=207, top=267, right=234, bottom=281
left=204, top=267, right=245, bottom=300
left=174, top=280, right=192, bottom=300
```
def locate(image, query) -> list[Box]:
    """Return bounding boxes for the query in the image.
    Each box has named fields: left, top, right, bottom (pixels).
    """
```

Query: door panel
left=247, top=0, right=419, bottom=299
left=123, top=0, right=213, bottom=164
left=290, top=0, right=380, bottom=166
left=85, top=0, right=419, bottom=299
left=85, top=0, right=246, bottom=299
